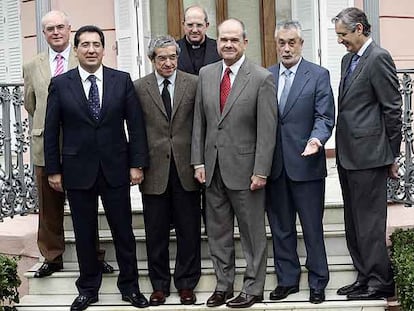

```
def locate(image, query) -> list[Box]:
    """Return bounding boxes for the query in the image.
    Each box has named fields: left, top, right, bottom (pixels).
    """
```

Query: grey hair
left=331, top=7, right=371, bottom=37
left=41, top=10, right=70, bottom=29
left=275, top=20, right=303, bottom=39
left=147, top=35, right=181, bottom=60
left=184, top=5, right=209, bottom=23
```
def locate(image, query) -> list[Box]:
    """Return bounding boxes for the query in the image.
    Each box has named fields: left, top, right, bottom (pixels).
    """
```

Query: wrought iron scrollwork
left=0, top=83, right=37, bottom=221
left=388, top=70, right=414, bottom=206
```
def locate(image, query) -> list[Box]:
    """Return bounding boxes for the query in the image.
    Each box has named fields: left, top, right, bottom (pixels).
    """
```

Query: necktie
left=54, top=54, right=64, bottom=76
left=344, top=54, right=360, bottom=88
left=161, top=79, right=172, bottom=120
left=220, top=67, right=232, bottom=113
left=87, top=75, right=100, bottom=120
left=279, top=69, right=292, bottom=114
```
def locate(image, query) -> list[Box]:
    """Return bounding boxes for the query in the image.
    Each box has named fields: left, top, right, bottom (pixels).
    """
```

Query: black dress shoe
left=206, top=291, right=234, bottom=307
left=149, top=290, right=169, bottom=306
left=337, top=281, right=367, bottom=295
left=122, top=292, right=149, bottom=308
left=347, top=286, right=395, bottom=300
left=101, top=261, right=114, bottom=274
left=309, top=288, right=325, bottom=304
left=179, top=289, right=196, bottom=305
left=269, top=285, right=299, bottom=300
left=70, top=295, right=98, bottom=311
left=34, top=262, right=63, bottom=278
left=226, top=292, right=263, bottom=308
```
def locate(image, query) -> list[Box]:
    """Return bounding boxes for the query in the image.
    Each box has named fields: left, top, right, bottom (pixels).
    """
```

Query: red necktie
left=220, top=67, right=232, bottom=113
left=54, top=54, right=64, bottom=76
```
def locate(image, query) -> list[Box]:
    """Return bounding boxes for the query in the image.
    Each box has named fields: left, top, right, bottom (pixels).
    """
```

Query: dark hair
left=74, top=25, right=105, bottom=48
left=331, top=7, right=371, bottom=37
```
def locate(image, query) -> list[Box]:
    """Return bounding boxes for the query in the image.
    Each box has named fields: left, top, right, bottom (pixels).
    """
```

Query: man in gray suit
left=191, top=18, right=277, bottom=308
left=23, top=10, right=112, bottom=278
left=134, top=36, right=200, bottom=306
left=332, top=7, right=402, bottom=300
left=266, top=20, right=335, bottom=304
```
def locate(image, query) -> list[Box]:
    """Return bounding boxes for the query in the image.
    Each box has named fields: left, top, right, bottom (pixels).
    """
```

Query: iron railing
left=387, top=69, right=414, bottom=206
left=0, top=83, right=37, bottom=221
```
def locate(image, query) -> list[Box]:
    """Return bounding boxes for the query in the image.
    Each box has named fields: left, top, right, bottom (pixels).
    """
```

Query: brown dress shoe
left=149, top=290, right=169, bottom=306
left=226, top=292, right=263, bottom=308
left=206, top=291, right=234, bottom=307
left=179, top=289, right=196, bottom=305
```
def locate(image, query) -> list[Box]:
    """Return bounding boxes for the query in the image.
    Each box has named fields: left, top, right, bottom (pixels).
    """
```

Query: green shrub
left=390, top=228, right=414, bottom=311
left=0, top=255, right=20, bottom=311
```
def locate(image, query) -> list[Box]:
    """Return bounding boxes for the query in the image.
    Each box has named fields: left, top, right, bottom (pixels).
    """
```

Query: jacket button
left=167, top=154, right=170, bottom=159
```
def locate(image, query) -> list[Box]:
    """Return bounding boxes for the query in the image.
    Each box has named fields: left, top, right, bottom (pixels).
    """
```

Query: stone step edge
left=63, top=223, right=345, bottom=242
left=17, top=291, right=387, bottom=308
left=24, top=256, right=354, bottom=279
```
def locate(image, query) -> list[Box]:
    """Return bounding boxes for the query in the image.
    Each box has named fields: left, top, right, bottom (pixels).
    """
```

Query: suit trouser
left=35, top=166, right=106, bottom=264
left=142, top=160, right=201, bottom=292
left=35, top=165, right=66, bottom=263
left=67, top=169, right=139, bottom=297
left=266, top=168, right=329, bottom=290
left=206, top=164, right=267, bottom=296
left=337, top=163, right=394, bottom=289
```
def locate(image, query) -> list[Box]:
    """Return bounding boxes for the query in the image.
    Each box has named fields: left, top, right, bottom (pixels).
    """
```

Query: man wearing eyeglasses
left=23, top=10, right=113, bottom=279
left=177, top=5, right=221, bottom=75
left=134, top=35, right=201, bottom=306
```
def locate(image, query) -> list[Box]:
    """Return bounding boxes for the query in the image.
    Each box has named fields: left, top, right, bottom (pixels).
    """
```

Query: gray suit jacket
left=23, top=49, right=78, bottom=166
left=336, top=42, right=402, bottom=170
left=191, top=58, right=277, bottom=190
left=134, top=70, right=199, bottom=194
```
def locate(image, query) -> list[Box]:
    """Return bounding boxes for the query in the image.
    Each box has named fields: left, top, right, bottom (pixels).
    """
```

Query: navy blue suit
left=44, top=66, right=149, bottom=297
left=266, top=59, right=335, bottom=290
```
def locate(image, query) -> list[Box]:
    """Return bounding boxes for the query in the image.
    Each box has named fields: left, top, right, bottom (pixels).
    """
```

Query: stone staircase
left=17, top=187, right=388, bottom=310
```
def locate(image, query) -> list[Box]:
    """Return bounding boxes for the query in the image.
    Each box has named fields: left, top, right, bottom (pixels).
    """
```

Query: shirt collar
left=49, top=44, right=71, bottom=63
left=221, top=54, right=246, bottom=76
left=279, top=57, right=302, bottom=76
left=356, top=37, right=373, bottom=57
left=78, top=65, right=104, bottom=82
left=155, top=70, right=177, bottom=87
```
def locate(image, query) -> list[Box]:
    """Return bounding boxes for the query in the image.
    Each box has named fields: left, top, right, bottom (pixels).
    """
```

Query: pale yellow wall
left=21, top=0, right=117, bottom=68
left=379, top=0, right=414, bottom=69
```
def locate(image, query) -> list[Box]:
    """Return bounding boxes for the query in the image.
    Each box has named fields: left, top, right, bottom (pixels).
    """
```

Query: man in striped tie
left=23, top=10, right=113, bottom=279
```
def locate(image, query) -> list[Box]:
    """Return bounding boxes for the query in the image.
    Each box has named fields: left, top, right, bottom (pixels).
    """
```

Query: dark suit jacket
left=177, top=36, right=221, bottom=75
left=44, top=66, right=149, bottom=189
left=134, top=70, right=199, bottom=194
left=336, top=42, right=402, bottom=170
left=268, top=59, right=335, bottom=181
left=191, top=58, right=277, bottom=190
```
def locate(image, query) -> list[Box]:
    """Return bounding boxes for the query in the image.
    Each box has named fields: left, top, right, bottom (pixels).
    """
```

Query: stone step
left=17, top=290, right=387, bottom=310
left=61, top=223, right=347, bottom=262
left=63, top=202, right=345, bottom=231
left=25, top=256, right=355, bottom=295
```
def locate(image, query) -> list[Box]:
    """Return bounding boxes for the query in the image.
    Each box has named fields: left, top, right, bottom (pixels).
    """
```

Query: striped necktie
left=54, top=54, right=64, bottom=76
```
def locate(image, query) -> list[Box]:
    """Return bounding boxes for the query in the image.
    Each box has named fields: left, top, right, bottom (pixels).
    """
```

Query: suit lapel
left=67, top=68, right=94, bottom=124
left=38, top=53, right=52, bottom=82
left=172, top=71, right=185, bottom=120
left=146, top=73, right=169, bottom=120
left=100, top=66, right=114, bottom=122
left=281, top=60, right=311, bottom=117
left=220, top=59, right=250, bottom=122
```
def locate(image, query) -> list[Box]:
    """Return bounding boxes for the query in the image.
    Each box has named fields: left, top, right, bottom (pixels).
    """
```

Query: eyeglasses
left=155, top=54, right=178, bottom=62
left=44, top=24, right=67, bottom=33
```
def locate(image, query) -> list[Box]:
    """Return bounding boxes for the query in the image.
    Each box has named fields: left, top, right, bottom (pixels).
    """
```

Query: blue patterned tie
left=279, top=69, right=292, bottom=114
left=87, top=75, right=100, bottom=120
left=344, top=54, right=360, bottom=88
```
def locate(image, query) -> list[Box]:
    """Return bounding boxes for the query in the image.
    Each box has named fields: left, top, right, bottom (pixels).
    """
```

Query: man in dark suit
left=266, top=20, right=335, bottom=304
left=191, top=18, right=277, bottom=308
left=134, top=35, right=200, bottom=306
left=177, top=5, right=221, bottom=75
left=332, top=7, right=402, bottom=300
left=23, top=10, right=113, bottom=279
left=44, top=25, right=149, bottom=311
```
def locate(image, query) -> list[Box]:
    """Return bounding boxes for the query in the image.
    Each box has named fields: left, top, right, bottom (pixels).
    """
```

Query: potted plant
left=0, top=255, right=20, bottom=311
